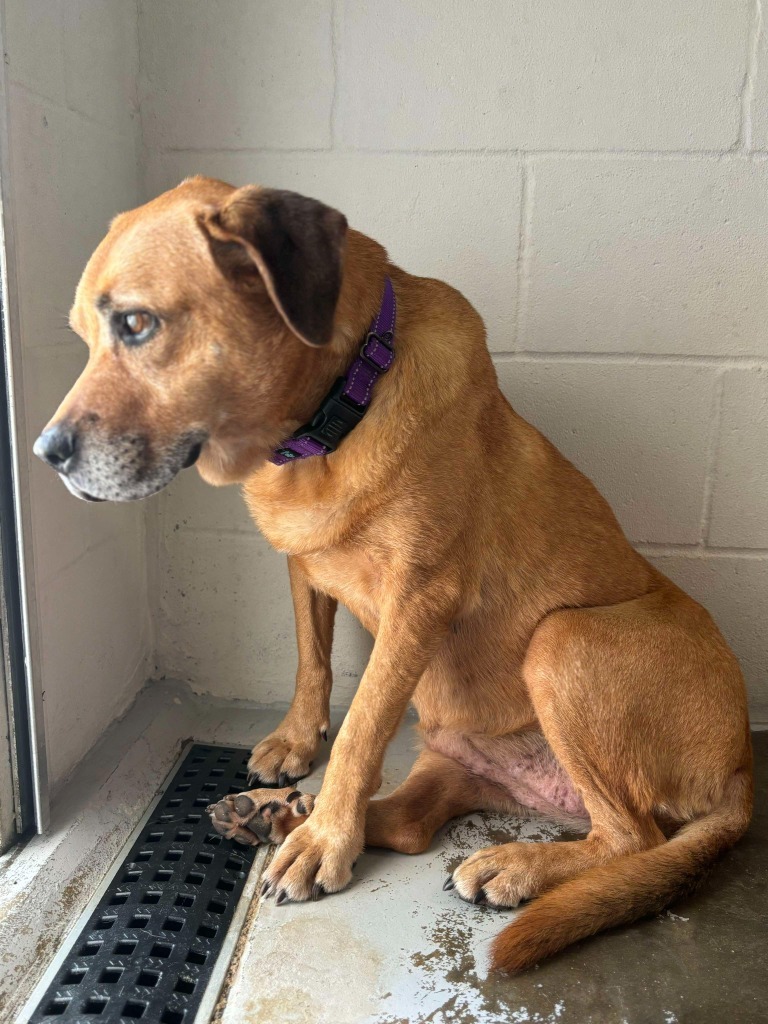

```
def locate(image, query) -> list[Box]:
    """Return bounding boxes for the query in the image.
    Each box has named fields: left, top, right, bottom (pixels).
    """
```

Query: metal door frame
left=0, top=16, right=50, bottom=838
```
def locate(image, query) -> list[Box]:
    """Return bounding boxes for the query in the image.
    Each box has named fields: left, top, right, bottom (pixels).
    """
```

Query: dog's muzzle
left=33, top=422, right=206, bottom=502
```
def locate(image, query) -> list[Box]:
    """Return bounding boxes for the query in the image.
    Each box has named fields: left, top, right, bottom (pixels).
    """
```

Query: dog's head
left=33, top=177, right=348, bottom=501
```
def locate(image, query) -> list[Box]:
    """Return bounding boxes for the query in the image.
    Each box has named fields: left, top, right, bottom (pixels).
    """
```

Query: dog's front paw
left=247, top=721, right=327, bottom=787
left=261, top=815, right=362, bottom=904
left=207, top=787, right=314, bottom=847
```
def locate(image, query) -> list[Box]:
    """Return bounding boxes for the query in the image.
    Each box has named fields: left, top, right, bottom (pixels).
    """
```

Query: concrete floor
left=221, top=726, right=768, bottom=1024
left=4, top=684, right=766, bottom=1024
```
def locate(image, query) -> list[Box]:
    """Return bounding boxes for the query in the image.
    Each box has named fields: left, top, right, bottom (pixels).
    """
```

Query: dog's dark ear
left=198, top=186, right=347, bottom=347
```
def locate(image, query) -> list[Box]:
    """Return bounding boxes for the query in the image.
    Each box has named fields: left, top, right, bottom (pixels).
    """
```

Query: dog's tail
left=491, top=768, right=753, bottom=973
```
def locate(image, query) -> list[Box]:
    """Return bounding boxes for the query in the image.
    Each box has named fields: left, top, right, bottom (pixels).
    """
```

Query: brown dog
left=34, top=177, right=752, bottom=971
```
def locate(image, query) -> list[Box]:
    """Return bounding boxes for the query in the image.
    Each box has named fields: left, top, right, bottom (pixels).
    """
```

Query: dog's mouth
left=183, top=441, right=204, bottom=468
left=62, top=477, right=105, bottom=503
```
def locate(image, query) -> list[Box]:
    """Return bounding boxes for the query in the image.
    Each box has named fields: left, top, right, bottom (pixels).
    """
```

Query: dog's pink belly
left=424, top=727, right=589, bottom=822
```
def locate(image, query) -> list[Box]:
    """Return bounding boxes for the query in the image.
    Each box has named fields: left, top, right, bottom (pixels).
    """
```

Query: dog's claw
left=276, top=889, right=289, bottom=906
left=443, top=876, right=455, bottom=891
left=246, top=771, right=261, bottom=787
left=473, top=889, right=487, bottom=905
left=278, top=772, right=288, bottom=788
left=260, top=879, right=273, bottom=898
left=321, top=729, right=328, bottom=742
left=311, top=883, right=325, bottom=902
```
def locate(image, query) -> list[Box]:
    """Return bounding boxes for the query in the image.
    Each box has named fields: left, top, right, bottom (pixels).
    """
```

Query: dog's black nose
left=33, top=423, right=78, bottom=473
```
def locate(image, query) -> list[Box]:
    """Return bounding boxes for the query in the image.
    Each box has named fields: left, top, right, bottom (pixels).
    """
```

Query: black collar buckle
left=291, top=377, right=366, bottom=453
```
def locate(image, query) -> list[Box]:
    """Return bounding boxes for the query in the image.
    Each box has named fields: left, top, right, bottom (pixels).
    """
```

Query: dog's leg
left=450, top=596, right=751, bottom=972
left=208, top=749, right=512, bottom=858
left=261, top=577, right=461, bottom=902
left=247, top=557, right=337, bottom=786
left=365, top=748, right=519, bottom=854
left=447, top=591, right=749, bottom=917
left=447, top=820, right=662, bottom=908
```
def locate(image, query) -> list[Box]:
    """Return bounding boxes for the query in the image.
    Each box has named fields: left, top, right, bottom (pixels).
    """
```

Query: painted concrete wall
left=2, top=0, right=152, bottom=789
left=140, top=1, right=768, bottom=720
left=6, top=2, right=766, bottom=743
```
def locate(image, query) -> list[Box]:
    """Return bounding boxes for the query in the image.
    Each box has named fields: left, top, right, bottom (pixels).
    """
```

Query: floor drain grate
left=29, top=745, right=259, bottom=1023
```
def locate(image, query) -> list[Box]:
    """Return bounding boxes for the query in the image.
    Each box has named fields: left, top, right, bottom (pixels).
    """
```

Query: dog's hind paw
left=207, top=787, right=315, bottom=847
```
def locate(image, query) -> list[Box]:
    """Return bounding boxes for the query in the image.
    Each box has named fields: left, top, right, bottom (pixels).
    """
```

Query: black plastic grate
left=30, top=745, right=259, bottom=1024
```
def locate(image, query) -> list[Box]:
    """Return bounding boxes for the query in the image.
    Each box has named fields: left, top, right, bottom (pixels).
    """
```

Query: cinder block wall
left=2, top=0, right=153, bottom=788
left=139, top=1, right=768, bottom=718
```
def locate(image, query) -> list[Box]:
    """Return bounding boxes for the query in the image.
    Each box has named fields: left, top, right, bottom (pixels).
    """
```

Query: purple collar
left=270, top=277, right=396, bottom=465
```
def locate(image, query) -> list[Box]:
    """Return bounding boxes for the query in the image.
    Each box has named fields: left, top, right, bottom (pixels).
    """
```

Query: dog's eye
left=114, top=310, right=159, bottom=346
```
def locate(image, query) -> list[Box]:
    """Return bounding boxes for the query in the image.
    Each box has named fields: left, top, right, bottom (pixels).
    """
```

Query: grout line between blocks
left=158, top=145, right=768, bottom=162
left=699, top=370, right=727, bottom=545
left=329, top=0, right=340, bottom=150
left=491, top=351, right=768, bottom=368
left=171, top=524, right=768, bottom=561
left=736, top=0, right=764, bottom=152
left=638, top=542, right=768, bottom=560
left=135, top=0, right=150, bottom=204
left=512, top=157, right=534, bottom=350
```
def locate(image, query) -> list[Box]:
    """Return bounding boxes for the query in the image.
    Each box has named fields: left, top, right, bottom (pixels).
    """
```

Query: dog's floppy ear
left=198, top=186, right=347, bottom=347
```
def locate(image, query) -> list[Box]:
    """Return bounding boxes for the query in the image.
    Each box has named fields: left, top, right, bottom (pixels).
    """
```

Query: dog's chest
left=243, top=506, right=334, bottom=569
left=247, top=487, right=384, bottom=616
left=300, top=548, right=384, bottom=627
